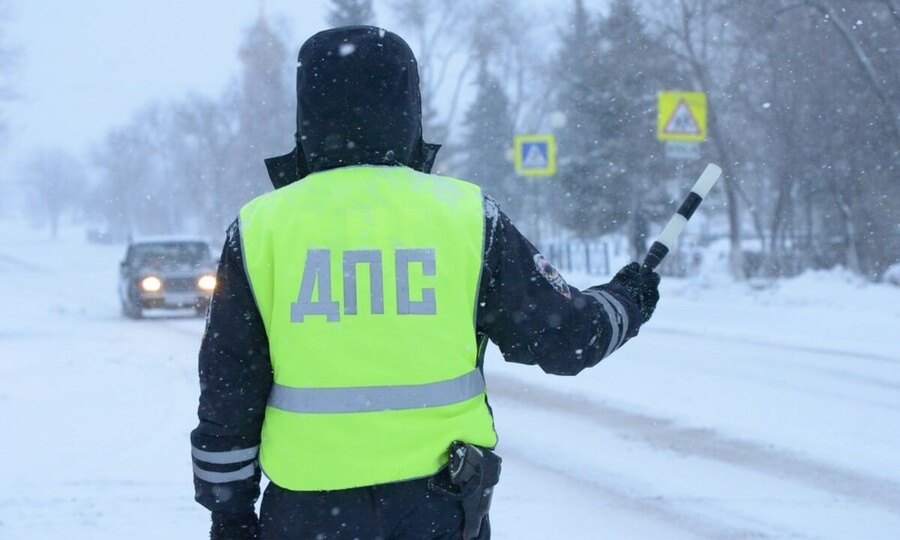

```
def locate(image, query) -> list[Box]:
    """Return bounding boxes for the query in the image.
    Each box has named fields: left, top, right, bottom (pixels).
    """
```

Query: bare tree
left=18, top=148, right=87, bottom=238
left=776, top=0, right=900, bottom=145
left=0, top=0, right=20, bottom=147
left=91, top=104, right=175, bottom=237
left=645, top=0, right=756, bottom=279
left=386, top=0, right=477, bottom=165
left=732, top=1, right=900, bottom=276
left=89, top=11, right=292, bottom=241
left=170, top=93, right=241, bottom=236
left=463, top=0, right=549, bottom=132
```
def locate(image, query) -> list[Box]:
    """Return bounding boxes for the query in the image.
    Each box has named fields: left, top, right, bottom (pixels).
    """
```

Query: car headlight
left=198, top=274, right=217, bottom=291
left=141, top=276, right=163, bottom=292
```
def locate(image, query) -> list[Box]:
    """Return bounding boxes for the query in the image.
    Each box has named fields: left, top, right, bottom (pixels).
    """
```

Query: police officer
left=191, top=26, right=660, bottom=540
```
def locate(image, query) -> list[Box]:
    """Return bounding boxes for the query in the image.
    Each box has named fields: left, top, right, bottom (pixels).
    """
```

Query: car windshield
left=129, top=242, right=210, bottom=267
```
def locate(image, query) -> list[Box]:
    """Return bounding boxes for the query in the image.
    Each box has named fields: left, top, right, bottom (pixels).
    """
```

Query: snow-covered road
left=484, top=275, right=900, bottom=539
left=2, top=222, right=899, bottom=539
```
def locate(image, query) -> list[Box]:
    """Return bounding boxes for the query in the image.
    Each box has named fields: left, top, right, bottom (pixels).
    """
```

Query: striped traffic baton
left=641, top=163, right=723, bottom=272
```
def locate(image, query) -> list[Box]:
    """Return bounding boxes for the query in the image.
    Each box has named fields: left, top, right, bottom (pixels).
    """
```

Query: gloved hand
left=609, top=262, right=660, bottom=323
left=210, top=510, right=259, bottom=540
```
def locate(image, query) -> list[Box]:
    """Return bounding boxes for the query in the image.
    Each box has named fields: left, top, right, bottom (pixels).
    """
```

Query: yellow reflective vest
left=239, top=165, right=498, bottom=491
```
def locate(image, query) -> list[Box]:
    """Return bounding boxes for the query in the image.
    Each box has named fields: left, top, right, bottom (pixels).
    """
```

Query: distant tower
left=238, top=10, right=287, bottom=117
left=230, top=9, right=292, bottom=200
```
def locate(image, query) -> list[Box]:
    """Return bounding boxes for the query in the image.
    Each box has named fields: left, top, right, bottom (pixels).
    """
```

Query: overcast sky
left=3, top=1, right=329, bottom=173
left=2, top=0, right=608, bottom=184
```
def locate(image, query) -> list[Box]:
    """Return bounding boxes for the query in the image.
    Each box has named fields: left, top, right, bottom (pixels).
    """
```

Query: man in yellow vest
left=191, top=25, right=660, bottom=540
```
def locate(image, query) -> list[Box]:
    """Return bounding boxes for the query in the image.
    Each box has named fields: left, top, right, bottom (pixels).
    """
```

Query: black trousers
left=258, top=471, right=490, bottom=540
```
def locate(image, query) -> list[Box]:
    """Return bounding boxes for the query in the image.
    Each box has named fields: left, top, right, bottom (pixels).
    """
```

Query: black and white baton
left=641, top=163, right=723, bottom=272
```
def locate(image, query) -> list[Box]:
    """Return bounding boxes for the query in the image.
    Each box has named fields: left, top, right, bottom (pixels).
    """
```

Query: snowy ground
left=1, top=220, right=899, bottom=539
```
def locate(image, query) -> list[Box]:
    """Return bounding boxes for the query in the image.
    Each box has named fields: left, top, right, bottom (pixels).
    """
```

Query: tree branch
left=781, top=0, right=900, bottom=142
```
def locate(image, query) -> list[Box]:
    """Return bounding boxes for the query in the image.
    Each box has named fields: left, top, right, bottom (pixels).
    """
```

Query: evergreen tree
left=554, top=0, right=606, bottom=238
left=555, top=0, right=677, bottom=240
left=327, top=0, right=376, bottom=27
left=592, top=0, right=679, bottom=250
left=460, top=66, right=516, bottom=212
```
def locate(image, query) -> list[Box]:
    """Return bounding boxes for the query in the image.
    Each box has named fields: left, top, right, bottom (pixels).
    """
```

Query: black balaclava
left=264, top=26, right=440, bottom=189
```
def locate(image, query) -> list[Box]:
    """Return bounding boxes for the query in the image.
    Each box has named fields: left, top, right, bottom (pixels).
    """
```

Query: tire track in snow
left=645, top=326, right=900, bottom=411
left=651, top=326, right=900, bottom=366
left=489, top=373, right=900, bottom=516
left=498, top=443, right=779, bottom=540
left=0, top=253, right=46, bottom=272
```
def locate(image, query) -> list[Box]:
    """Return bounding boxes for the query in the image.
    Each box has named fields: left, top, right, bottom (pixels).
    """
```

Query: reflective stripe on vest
left=269, top=369, right=485, bottom=414
left=239, top=165, right=497, bottom=491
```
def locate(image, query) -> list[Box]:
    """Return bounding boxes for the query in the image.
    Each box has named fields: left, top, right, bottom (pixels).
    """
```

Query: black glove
left=210, top=510, right=259, bottom=540
left=609, top=262, right=660, bottom=323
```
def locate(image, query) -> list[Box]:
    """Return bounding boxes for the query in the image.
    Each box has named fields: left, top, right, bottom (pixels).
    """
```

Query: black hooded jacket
left=191, top=26, right=644, bottom=514
left=264, top=25, right=440, bottom=187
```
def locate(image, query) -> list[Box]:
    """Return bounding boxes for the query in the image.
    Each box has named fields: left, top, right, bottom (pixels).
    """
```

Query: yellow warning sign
left=513, top=134, right=557, bottom=176
left=657, top=91, right=707, bottom=142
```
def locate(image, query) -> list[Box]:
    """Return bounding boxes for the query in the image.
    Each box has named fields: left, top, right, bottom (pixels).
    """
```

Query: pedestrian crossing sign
left=514, top=134, right=557, bottom=176
left=657, top=91, right=707, bottom=142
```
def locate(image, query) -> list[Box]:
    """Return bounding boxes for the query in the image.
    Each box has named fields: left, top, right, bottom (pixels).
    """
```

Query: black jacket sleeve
left=190, top=220, right=271, bottom=514
left=477, top=197, right=643, bottom=375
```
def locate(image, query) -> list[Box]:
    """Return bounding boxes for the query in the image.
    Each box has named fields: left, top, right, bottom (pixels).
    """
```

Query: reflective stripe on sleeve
left=268, top=369, right=486, bottom=414
left=584, top=290, right=631, bottom=357
left=192, top=462, right=256, bottom=484
left=191, top=445, right=259, bottom=465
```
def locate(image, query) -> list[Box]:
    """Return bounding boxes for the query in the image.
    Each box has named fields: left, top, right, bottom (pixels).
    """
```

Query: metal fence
left=537, top=240, right=612, bottom=276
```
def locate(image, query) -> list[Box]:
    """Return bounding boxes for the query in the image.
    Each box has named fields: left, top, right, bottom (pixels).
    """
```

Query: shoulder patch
left=533, top=253, right=571, bottom=298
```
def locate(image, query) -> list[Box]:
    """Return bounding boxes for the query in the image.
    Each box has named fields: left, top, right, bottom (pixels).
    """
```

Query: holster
left=447, top=441, right=502, bottom=540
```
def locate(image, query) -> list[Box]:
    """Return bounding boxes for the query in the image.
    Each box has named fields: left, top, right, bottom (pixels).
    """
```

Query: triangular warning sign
left=663, top=99, right=702, bottom=135
left=522, top=143, right=548, bottom=169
